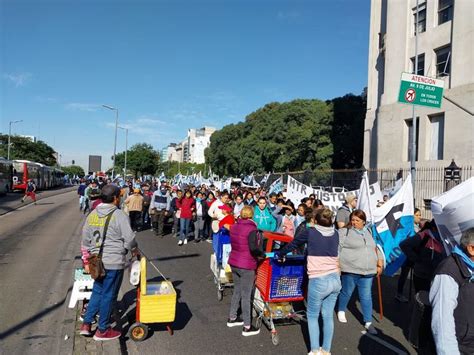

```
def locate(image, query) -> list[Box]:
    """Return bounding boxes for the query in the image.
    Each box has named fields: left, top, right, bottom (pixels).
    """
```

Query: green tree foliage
left=114, top=143, right=160, bottom=178
left=0, top=134, right=57, bottom=166
left=62, top=165, right=85, bottom=177
left=205, top=99, right=334, bottom=176
left=156, top=161, right=206, bottom=179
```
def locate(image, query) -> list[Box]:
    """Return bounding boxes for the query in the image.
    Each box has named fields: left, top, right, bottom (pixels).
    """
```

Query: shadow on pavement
left=0, top=286, right=72, bottom=340
left=149, top=253, right=201, bottom=262
left=358, top=329, right=412, bottom=355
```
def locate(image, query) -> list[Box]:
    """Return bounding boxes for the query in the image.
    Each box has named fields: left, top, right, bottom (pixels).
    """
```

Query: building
left=164, top=127, right=216, bottom=164
left=364, top=0, right=473, bottom=171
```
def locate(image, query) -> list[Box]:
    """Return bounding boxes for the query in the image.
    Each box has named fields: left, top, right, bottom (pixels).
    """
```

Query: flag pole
left=365, top=171, right=384, bottom=321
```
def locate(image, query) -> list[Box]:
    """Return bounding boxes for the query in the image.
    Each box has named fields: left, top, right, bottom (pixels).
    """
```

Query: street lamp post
left=102, top=105, right=119, bottom=178
left=118, top=126, right=128, bottom=177
left=7, top=120, right=23, bottom=160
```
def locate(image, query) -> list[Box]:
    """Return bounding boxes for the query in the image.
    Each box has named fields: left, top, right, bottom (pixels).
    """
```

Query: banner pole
left=377, top=273, right=384, bottom=320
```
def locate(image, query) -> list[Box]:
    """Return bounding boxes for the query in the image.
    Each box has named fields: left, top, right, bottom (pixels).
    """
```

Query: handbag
left=88, top=211, right=114, bottom=280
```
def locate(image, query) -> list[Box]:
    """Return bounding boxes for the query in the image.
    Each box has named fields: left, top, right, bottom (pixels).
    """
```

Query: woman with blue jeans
left=277, top=208, right=340, bottom=355
left=337, top=209, right=384, bottom=335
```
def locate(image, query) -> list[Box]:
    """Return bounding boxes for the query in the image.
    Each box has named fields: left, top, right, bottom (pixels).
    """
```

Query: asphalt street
left=0, top=191, right=417, bottom=354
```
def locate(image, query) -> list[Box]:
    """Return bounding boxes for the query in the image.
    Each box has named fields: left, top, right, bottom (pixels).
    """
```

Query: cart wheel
left=271, top=332, right=279, bottom=346
left=217, top=289, right=223, bottom=301
left=129, top=322, right=148, bottom=342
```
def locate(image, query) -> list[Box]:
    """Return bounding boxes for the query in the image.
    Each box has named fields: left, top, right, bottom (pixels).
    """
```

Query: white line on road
left=361, top=330, right=409, bottom=355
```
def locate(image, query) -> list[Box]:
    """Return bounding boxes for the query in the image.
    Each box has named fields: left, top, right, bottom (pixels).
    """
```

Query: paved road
left=0, top=191, right=417, bottom=354
left=0, top=190, right=81, bottom=354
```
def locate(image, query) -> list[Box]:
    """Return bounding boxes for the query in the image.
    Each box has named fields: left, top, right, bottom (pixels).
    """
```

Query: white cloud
left=65, top=102, right=99, bottom=112
left=277, top=10, right=301, bottom=22
left=3, top=72, right=32, bottom=87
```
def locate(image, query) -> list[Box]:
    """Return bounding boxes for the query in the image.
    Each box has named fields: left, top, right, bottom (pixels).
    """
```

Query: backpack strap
left=98, top=211, right=115, bottom=258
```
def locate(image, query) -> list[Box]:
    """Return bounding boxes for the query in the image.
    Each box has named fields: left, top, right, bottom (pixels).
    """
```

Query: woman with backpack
left=226, top=206, right=265, bottom=337
left=277, top=208, right=340, bottom=355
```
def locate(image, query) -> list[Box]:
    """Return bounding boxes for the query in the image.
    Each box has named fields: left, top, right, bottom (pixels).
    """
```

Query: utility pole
left=411, top=0, right=420, bottom=189
left=7, top=120, right=23, bottom=160
left=102, top=105, right=119, bottom=178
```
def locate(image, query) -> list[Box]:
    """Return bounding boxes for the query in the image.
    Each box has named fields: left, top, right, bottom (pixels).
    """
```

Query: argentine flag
left=371, top=174, right=414, bottom=276
left=269, top=177, right=283, bottom=195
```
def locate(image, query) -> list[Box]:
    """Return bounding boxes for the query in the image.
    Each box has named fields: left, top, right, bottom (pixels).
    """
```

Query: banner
left=431, top=177, right=474, bottom=255
left=357, top=171, right=379, bottom=222
left=372, top=174, right=414, bottom=276
left=269, top=177, right=283, bottom=195
left=286, top=176, right=382, bottom=213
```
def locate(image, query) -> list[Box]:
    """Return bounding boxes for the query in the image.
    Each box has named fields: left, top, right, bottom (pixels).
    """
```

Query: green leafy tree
left=62, top=165, right=85, bottom=177
left=155, top=161, right=206, bottom=179
left=114, top=143, right=160, bottom=177
left=0, top=135, right=57, bottom=166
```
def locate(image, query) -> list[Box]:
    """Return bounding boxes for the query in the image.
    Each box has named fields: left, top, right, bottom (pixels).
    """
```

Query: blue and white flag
left=269, top=177, right=283, bottom=195
left=158, top=172, right=166, bottom=182
left=260, top=172, right=271, bottom=187
left=371, top=174, right=414, bottom=276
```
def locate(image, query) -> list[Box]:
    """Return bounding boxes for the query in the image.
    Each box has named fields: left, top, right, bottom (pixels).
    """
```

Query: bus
left=12, top=160, right=41, bottom=190
left=0, top=157, right=13, bottom=195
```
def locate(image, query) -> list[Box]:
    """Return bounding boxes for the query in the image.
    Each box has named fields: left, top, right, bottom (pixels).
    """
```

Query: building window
left=438, top=0, right=454, bottom=25
left=413, top=3, right=426, bottom=34
left=411, top=54, right=425, bottom=76
left=435, top=45, right=451, bottom=77
left=429, top=114, right=445, bottom=160
left=406, top=117, right=419, bottom=161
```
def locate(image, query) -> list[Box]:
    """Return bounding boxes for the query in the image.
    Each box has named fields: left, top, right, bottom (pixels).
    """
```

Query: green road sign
left=398, top=72, right=445, bottom=108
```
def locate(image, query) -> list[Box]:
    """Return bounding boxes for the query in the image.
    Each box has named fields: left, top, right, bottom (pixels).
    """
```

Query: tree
left=62, top=165, right=85, bottom=177
left=0, top=135, right=57, bottom=166
left=114, top=143, right=160, bottom=177
left=155, top=161, right=206, bottom=179
left=206, top=99, right=334, bottom=176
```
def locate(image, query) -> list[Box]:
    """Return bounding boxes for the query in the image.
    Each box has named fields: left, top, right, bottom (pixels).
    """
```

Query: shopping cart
left=128, top=256, right=177, bottom=341
left=253, top=231, right=306, bottom=345
left=210, top=228, right=233, bottom=301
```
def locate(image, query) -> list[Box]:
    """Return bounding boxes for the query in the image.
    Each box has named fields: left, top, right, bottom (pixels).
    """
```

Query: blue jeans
left=84, top=269, right=124, bottom=331
left=179, top=218, right=191, bottom=241
left=338, top=273, right=375, bottom=323
left=307, top=272, right=341, bottom=352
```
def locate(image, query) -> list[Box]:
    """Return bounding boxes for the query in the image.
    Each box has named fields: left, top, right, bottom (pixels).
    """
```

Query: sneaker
left=395, top=294, right=408, bottom=303
left=364, top=322, right=378, bottom=335
left=337, top=311, right=347, bottom=323
left=206, top=239, right=213, bottom=244
left=178, top=240, right=183, bottom=246
left=194, top=238, right=201, bottom=243
left=242, top=325, right=260, bottom=337
left=93, top=328, right=121, bottom=341
left=183, top=239, right=188, bottom=245
left=79, top=323, right=92, bottom=336
left=227, top=317, right=244, bottom=327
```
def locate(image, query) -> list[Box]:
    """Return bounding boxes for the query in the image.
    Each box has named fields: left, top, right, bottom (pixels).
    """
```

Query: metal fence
left=257, top=164, right=473, bottom=219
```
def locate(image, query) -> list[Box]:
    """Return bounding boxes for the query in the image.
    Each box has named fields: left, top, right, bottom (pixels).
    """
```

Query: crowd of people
left=77, top=177, right=473, bottom=354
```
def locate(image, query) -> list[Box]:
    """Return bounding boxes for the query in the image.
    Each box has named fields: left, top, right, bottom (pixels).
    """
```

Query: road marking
left=361, top=330, right=409, bottom=355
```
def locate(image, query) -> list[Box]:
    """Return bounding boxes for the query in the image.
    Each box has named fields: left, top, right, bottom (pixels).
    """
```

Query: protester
left=176, top=190, right=195, bottom=245
left=243, top=191, right=256, bottom=207
left=335, top=194, right=357, bottom=229
left=294, top=203, right=307, bottom=229
left=170, top=189, right=183, bottom=238
left=21, top=179, right=37, bottom=205
left=396, top=207, right=422, bottom=302
left=227, top=206, right=264, bottom=336
left=124, top=188, right=144, bottom=232
left=150, top=182, right=172, bottom=237
left=208, top=192, right=230, bottom=240
left=233, top=194, right=245, bottom=218
left=337, top=209, right=383, bottom=335
left=80, top=184, right=138, bottom=340
left=78, top=180, right=87, bottom=211
left=253, top=197, right=277, bottom=232
left=193, top=191, right=208, bottom=243
left=400, top=220, right=445, bottom=293
left=141, top=184, right=153, bottom=229
left=430, top=228, right=474, bottom=355
left=279, top=203, right=296, bottom=237
left=277, top=208, right=340, bottom=355
left=218, top=204, right=235, bottom=230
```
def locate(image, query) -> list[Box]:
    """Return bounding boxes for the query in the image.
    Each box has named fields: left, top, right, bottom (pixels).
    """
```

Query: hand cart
left=210, top=228, right=233, bottom=301
left=253, top=231, right=306, bottom=346
left=128, top=256, right=177, bottom=341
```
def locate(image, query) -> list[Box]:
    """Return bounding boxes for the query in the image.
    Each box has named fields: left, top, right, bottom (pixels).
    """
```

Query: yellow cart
left=128, top=256, right=177, bottom=341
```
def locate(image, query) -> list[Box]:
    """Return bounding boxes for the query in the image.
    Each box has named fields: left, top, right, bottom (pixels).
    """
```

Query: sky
left=1, top=0, right=370, bottom=172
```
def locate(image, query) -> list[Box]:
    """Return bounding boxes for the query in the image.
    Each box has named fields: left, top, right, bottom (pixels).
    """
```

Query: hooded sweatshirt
left=82, top=203, right=137, bottom=270
left=253, top=206, right=277, bottom=232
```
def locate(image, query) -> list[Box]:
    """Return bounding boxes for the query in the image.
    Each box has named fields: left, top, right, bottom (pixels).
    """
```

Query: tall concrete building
left=364, top=0, right=473, bottom=170
left=161, top=127, right=216, bottom=164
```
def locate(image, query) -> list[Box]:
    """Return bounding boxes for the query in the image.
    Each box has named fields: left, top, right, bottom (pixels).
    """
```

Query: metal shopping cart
left=253, top=231, right=306, bottom=345
left=210, top=228, right=233, bottom=301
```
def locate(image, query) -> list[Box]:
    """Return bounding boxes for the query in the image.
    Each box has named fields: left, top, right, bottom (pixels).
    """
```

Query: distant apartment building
left=364, top=0, right=473, bottom=170
left=164, top=126, right=216, bottom=164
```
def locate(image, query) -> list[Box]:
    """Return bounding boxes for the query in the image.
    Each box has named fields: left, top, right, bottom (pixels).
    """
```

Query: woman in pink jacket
left=176, top=190, right=195, bottom=246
